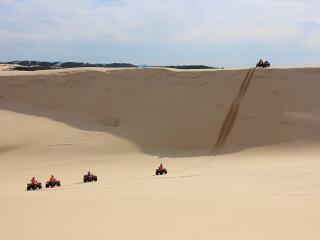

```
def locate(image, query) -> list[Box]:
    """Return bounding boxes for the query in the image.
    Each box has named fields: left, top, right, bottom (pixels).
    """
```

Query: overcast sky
left=0, top=0, right=320, bottom=67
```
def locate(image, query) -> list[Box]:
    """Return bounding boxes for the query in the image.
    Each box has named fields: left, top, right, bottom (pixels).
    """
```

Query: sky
left=0, top=0, right=320, bottom=67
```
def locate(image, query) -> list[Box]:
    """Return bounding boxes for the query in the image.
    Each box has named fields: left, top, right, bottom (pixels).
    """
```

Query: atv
left=27, top=182, right=42, bottom=191
left=83, top=173, right=98, bottom=183
left=156, top=167, right=167, bottom=175
left=256, top=60, right=270, bottom=68
left=263, top=61, right=270, bottom=68
left=45, top=179, right=61, bottom=188
left=256, top=60, right=264, bottom=68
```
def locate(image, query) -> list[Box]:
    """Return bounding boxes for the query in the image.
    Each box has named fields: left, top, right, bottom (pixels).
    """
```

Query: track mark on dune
left=45, top=143, right=73, bottom=147
left=211, top=68, right=256, bottom=155
left=97, top=117, right=121, bottom=127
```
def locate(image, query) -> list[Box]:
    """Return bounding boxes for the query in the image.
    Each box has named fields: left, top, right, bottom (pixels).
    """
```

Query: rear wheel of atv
left=27, top=186, right=31, bottom=191
left=38, top=185, right=42, bottom=189
left=93, top=177, right=97, bottom=182
left=57, top=182, right=61, bottom=187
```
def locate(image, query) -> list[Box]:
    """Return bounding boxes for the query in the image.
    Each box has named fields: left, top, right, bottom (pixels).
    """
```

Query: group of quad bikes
left=256, top=59, right=270, bottom=68
left=26, top=176, right=62, bottom=191
left=26, top=172, right=98, bottom=191
left=26, top=165, right=167, bottom=191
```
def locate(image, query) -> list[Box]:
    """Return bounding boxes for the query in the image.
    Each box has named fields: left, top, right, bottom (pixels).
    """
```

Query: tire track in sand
left=211, top=68, right=256, bottom=155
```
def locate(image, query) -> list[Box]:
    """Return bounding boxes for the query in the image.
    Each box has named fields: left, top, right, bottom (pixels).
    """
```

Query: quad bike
left=263, top=61, right=270, bottom=67
left=256, top=60, right=270, bottom=68
left=256, top=60, right=264, bottom=68
left=156, top=167, right=167, bottom=175
left=27, top=182, right=42, bottom=191
left=83, top=173, right=98, bottom=183
left=45, top=179, right=61, bottom=188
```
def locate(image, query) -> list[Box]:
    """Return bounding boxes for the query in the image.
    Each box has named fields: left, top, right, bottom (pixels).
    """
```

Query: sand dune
left=1, top=67, right=320, bottom=240
left=1, top=67, right=320, bottom=156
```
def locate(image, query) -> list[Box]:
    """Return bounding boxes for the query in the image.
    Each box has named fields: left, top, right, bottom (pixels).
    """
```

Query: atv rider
left=159, top=163, right=164, bottom=170
left=49, top=175, right=55, bottom=182
left=256, top=59, right=264, bottom=67
left=264, top=60, right=270, bottom=67
left=31, top=177, right=38, bottom=185
left=87, top=171, right=91, bottom=177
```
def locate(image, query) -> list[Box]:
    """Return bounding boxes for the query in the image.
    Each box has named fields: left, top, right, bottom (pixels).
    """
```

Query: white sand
left=1, top=67, right=320, bottom=240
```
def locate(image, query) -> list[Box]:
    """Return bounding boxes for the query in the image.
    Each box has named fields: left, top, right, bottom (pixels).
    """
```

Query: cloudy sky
left=0, top=0, right=320, bottom=67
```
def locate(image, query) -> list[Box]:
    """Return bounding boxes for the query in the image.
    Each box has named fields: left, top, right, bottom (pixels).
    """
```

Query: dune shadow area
left=1, top=67, right=320, bottom=157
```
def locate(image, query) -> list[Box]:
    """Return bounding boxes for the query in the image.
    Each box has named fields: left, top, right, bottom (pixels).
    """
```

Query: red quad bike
left=156, top=167, right=167, bottom=175
left=27, top=182, right=42, bottom=191
left=45, top=179, right=61, bottom=188
left=83, top=173, right=98, bottom=183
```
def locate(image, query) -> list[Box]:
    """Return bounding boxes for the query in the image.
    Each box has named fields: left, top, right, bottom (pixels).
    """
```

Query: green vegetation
left=1, top=61, right=137, bottom=71
left=1, top=61, right=224, bottom=71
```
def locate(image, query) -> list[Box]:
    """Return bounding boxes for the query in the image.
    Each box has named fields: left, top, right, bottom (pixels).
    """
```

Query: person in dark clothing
left=256, top=59, right=264, bottom=67
left=264, top=60, right=270, bottom=67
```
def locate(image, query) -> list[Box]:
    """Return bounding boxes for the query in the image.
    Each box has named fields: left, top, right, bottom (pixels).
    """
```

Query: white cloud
left=0, top=0, right=319, bottom=47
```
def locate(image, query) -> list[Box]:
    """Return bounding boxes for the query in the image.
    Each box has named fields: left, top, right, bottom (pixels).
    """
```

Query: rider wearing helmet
left=49, top=175, right=55, bottom=182
left=31, top=177, right=37, bottom=185
left=264, top=60, right=270, bottom=67
left=256, top=59, right=264, bottom=67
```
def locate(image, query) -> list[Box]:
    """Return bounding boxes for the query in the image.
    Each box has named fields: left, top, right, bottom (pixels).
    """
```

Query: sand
left=1, top=66, right=320, bottom=240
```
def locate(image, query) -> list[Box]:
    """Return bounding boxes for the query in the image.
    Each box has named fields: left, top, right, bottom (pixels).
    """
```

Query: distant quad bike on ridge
left=45, top=178, right=61, bottom=188
left=27, top=182, right=42, bottom=191
left=256, top=60, right=270, bottom=68
left=83, top=173, right=98, bottom=183
left=263, top=61, right=270, bottom=68
left=156, top=167, right=167, bottom=175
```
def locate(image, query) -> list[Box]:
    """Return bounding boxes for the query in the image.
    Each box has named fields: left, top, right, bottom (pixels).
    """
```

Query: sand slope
left=1, top=67, right=320, bottom=240
left=1, top=67, right=320, bottom=156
